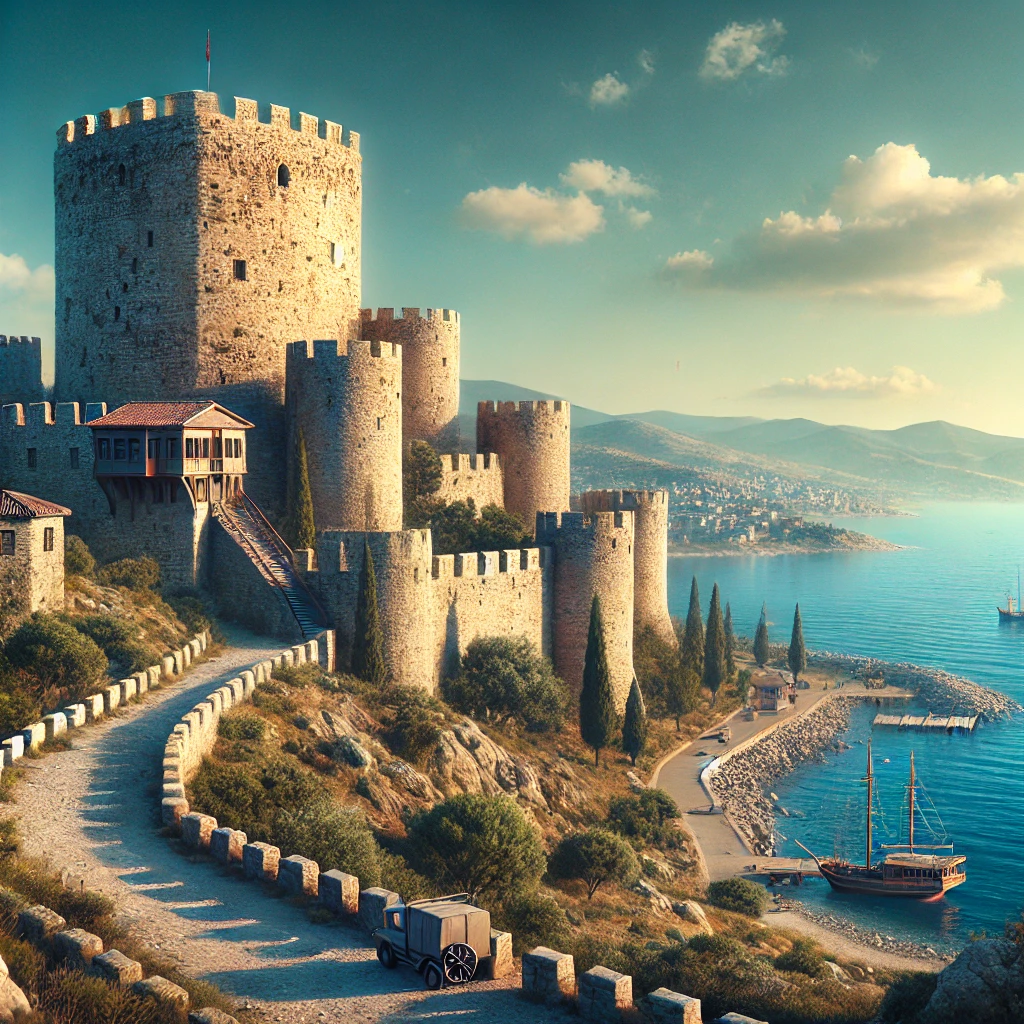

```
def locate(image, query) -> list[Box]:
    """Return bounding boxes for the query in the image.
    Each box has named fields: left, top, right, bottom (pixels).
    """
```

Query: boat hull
left=819, top=863, right=959, bottom=899
left=998, top=608, right=1024, bottom=621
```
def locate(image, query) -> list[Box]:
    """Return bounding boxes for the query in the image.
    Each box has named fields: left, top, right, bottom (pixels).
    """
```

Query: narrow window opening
left=233, top=259, right=247, bottom=281
left=201, top=438, right=210, bottom=459
left=377, top=416, right=383, bottom=430
left=114, top=306, right=120, bottom=321
left=185, top=437, right=194, bottom=459
left=118, top=164, right=126, bottom=186
left=147, top=231, right=154, bottom=247
left=114, top=439, right=126, bottom=460
left=277, top=164, right=290, bottom=188
left=98, top=438, right=111, bottom=460
left=442, top=357, right=447, bottom=367
left=43, top=527, right=54, bottom=552
left=0, top=532, right=13, bottom=556
left=128, top=438, right=141, bottom=463
left=131, top=258, right=137, bottom=274
left=70, top=447, right=80, bottom=469
left=26, top=448, right=37, bottom=470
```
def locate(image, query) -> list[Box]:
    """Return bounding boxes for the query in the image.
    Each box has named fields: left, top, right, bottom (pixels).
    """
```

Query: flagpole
left=206, top=30, right=211, bottom=91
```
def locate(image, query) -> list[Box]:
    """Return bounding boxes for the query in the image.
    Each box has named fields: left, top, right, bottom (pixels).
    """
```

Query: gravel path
left=12, top=625, right=564, bottom=1023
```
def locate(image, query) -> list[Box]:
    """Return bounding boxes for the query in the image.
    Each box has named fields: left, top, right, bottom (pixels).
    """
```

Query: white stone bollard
left=120, top=678, right=137, bottom=702
left=43, top=713, right=67, bottom=741
left=161, top=655, right=176, bottom=678
left=63, top=704, right=87, bottom=729
left=2, top=736, right=25, bottom=764
left=103, top=685, right=121, bottom=713
left=135, top=670, right=149, bottom=695
left=83, top=694, right=105, bottom=722
left=21, top=722, right=46, bottom=751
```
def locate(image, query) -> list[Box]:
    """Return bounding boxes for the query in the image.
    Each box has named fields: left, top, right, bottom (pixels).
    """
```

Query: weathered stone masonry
left=0, top=336, right=44, bottom=405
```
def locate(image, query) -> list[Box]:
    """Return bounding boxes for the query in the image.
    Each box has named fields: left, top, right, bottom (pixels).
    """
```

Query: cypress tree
left=702, top=584, right=727, bottom=704
left=754, top=602, right=770, bottom=668
left=788, top=603, right=807, bottom=683
left=353, top=540, right=388, bottom=685
left=580, top=595, right=618, bottom=767
left=680, top=576, right=705, bottom=680
left=665, top=659, right=699, bottom=731
left=724, top=602, right=736, bottom=680
left=292, top=428, right=316, bottom=550
left=622, top=677, right=648, bottom=766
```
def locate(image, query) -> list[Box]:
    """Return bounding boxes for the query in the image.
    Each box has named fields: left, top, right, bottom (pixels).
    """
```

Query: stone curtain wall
left=309, top=530, right=552, bottom=692
left=54, top=91, right=363, bottom=515
left=0, top=515, right=66, bottom=615
left=580, top=490, right=675, bottom=646
left=435, top=453, right=504, bottom=509
left=286, top=340, right=403, bottom=533
left=0, top=401, right=211, bottom=589
left=360, top=308, right=461, bottom=453
left=0, top=336, right=43, bottom=405
left=536, top=511, right=635, bottom=710
left=477, top=401, right=571, bottom=534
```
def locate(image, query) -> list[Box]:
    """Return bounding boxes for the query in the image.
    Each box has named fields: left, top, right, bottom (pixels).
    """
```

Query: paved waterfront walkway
left=653, top=684, right=904, bottom=882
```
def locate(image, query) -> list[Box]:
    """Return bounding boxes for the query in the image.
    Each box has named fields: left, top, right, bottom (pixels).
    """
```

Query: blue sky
left=2, top=0, right=1023, bottom=434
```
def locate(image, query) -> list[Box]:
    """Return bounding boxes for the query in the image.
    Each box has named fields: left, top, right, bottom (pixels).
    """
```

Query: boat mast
left=865, top=740, right=873, bottom=870
left=908, top=751, right=915, bottom=854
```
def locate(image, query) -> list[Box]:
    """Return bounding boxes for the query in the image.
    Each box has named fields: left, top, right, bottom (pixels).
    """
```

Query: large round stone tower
left=360, top=307, right=460, bottom=452
left=285, top=340, right=402, bottom=532
left=477, top=400, right=570, bottom=531
left=581, top=489, right=675, bottom=646
left=53, top=91, right=363, bottom=513
left=536, top=510, right=635, bottom=710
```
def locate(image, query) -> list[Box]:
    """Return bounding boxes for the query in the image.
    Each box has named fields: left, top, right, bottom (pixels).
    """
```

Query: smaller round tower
left=285, top=339, right=402, bottom=532
left=360, top=307, right=460, bottom=452
left=536, top=510, right=635, bottom=710
left=581, top=490, right=675, bottom=646
left=477, top=400, right=570, bottom=532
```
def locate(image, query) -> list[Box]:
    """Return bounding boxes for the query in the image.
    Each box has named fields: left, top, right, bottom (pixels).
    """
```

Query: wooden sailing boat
left=796, top=744, right=966, bottom=899
left=998, top=568, right=1024, bottom=621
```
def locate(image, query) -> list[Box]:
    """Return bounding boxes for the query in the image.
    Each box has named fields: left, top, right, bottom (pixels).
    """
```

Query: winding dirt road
left=13, top=625, right=566, bottom=1023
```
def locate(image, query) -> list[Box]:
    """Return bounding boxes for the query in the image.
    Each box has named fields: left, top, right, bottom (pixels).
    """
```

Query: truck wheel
left=423, top=962, right=443, bottom=990
left=377, top=943, right=397, bottom=969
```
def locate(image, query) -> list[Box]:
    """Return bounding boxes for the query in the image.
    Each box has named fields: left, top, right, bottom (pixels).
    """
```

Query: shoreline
left=670, top=540, right=902, bottom=558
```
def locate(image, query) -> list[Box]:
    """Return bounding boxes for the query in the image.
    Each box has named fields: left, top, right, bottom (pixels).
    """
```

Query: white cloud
left=851, top=46, right=880, bottom=69
left=561, top=159, right=655, bottom=198
left=700, top=20, right=789, bottom=82
left=638, top=49, right=656, bottom=75
left=759, top=366, right=938, bottom=399
left=665, top=142, right=1024, bottom=312
left=665, top=249, right=714, bottom=272
left=0, top=253, right=54, bottom=299
left=460, top=184, right=605, bottom=244
left=625, top=207, right=653, bottom=230
left=590, top=73, right=630, bottom=107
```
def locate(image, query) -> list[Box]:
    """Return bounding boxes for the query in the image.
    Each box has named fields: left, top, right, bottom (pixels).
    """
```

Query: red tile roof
left=0, top=490, right=72, bottom=518
left=87, top=402, right=252, bottom=429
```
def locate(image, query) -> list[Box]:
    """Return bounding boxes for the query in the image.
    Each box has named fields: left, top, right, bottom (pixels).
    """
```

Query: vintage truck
left=372, top=893, right=491, bottom=989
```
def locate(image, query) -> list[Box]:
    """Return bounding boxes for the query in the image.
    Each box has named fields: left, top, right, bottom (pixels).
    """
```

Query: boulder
left=189, top=1011, right=240, bottom=1024
left=0, top=953, right=31, bottom=1022
left=634, top=879, right=673, bottom=914
left=672, top=901, right=714, bottom=936
left=333, top=735, right=373, bottom=768
left=133, top=976, right=190, bottom=1009
left=919, top=937, right=1023, bottom=1024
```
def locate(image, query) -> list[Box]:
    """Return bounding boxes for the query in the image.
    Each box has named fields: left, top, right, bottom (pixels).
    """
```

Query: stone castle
left=0, top=90, right=674, bottom=706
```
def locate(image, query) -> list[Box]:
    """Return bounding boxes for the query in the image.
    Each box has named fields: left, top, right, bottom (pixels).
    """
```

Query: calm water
left=668, top=503, right=1024, bottom=950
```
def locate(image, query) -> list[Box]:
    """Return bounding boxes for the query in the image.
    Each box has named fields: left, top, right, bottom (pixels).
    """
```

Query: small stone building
left=751, top=669, right=795, bottom=712
left=0, top=490, right=71, bottom=619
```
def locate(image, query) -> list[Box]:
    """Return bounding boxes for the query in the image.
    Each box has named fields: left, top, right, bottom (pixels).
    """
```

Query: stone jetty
left=710, top=698, right=856, bottom=856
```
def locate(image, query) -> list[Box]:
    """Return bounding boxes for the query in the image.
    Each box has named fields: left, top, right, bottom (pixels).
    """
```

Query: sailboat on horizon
left=795, top=744, right=966, bottom=900
left=998, top=568, right=1024, bottom=621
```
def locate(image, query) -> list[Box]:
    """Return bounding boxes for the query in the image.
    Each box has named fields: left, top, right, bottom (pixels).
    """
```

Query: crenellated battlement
left=286, top=339, right=400, bottom=365
left=478, top=399, right=569, bottom=417
left=58, top=92, right=359, bottom=151
left=535, top=509, right=632, bottom=543
left=438, top=452, right=500, bottom=474
left=581, top=489, right=669, bottom=511
left=360, top=307, right=459, bottom=326
left=430, top=546, right=544, bottom=581
left=1, top=402, right=108, bottom=428
left=0, top=335, right=41, bottom=349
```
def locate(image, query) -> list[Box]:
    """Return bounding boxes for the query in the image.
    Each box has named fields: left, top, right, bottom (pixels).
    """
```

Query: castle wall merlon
left=28, top=402, right=53, bottom=427
left=0, top=336, right=42, bottom=349
left=360, top=307, right=460, bottom=326
left=55, top=402, right=82, bottom=427
left=2, top=404, right=24, bottom=426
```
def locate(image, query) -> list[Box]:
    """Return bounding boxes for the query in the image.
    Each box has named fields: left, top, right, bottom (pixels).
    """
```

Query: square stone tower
left=53, top=91, right=362, bottom=513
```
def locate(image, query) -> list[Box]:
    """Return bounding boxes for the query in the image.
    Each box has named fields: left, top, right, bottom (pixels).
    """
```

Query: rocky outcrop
left=429, top=719, right=548, bottom=808
left=0, top=953, right=32, bottom=1022
left=709, top=699, right=855, bottom=856
left=916, top=937, right=1023, bottom=1024
left=672, top=901, right=713, bottom=936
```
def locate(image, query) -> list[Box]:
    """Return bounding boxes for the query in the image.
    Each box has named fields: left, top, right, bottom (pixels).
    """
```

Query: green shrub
left=427, top=500, right=532, bottom=557
left=445, top=635, right=568, bottom=732
left=549, top=828, right=640, bottom=899
left=0, top=932, right=45, bottom=998
left=705, top=878, right=770, bottom=918
left=0, top=684, right=41, bottom=736
left=275, top=802, right=381, bottom=886
left=378, top=848, right=436, bottom=903
left=3, top=614, right=108, bottom=697
left=63, top=535, right=96, bottom=577
left=96, top=555, right=160, bottom=591
left=607, top=788, right=681, bottom=849
left=218, top=711, right=265, bottom=741
left=165, top=591, right=212, bottom=636
left=408, top=793, right=546, bottom=907
left=774, top=937, right=828, bottom=978
left=494, top=890, right=568, bottom=955
left=71, top=614, right=152, bottom=673
left=878, top=972, right=939, bottom=1024
left=384, top=685, right=445, bottom=765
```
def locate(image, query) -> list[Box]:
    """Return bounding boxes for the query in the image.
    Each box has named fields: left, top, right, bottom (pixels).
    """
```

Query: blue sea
left=668, top=503, right=1024, bottom=951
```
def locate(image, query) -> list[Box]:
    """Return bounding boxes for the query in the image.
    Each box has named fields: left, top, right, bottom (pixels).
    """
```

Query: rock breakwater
left=709, top=698, right=856, bottom=856
left=810, top=651, right=1022, bottom=719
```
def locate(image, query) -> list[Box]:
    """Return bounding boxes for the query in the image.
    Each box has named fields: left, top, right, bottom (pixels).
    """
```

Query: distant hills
left=460, top=380, right=1024, bottom=501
